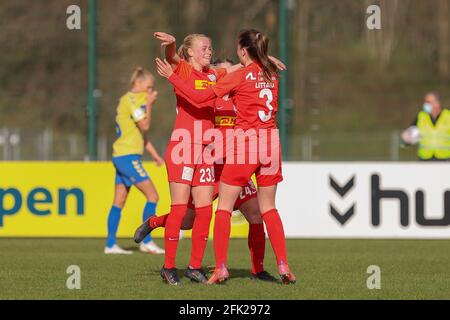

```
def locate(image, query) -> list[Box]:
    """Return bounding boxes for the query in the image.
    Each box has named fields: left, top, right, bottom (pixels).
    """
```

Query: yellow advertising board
left=0, top=162, right=249, bottom=238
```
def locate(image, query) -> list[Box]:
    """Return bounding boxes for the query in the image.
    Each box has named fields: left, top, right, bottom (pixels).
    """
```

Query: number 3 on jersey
left=258, top=88, right=274, bottom=122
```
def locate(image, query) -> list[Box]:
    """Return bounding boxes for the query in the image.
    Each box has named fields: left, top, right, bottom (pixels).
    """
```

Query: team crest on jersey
left=245, top=72, right=256, bottom=81
left=207, top=74, right=217, bottom=82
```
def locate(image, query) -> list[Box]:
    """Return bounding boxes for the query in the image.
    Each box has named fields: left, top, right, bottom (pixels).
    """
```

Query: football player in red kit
left=136, top=58, right=278, bottom=282
left=150, top=33, right=227, bottom=285
left=155, top=29, right=296, bottom=285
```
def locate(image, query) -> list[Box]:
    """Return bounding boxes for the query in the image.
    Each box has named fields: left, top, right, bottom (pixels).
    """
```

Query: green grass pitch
left=1, top=238, right=449, bottom=300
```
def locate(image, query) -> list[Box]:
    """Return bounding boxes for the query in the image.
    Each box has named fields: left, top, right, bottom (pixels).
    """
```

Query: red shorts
left=214, top=162, right=257, bottom=210
left=165, top=141, right=215, bottom=187
left=220, top=133, right=283, bottom=187
left=187, top=162, right=258, bottom=210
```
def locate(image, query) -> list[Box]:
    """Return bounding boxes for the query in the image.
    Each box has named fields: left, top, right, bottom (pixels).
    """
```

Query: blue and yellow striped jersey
left=112, top=92, right=147, bottom=157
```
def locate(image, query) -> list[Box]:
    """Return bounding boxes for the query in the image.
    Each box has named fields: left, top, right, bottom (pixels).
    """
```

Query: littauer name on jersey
left=246, top=71, right=276, bottom=89
left=255, top=81, right=275, bottom=89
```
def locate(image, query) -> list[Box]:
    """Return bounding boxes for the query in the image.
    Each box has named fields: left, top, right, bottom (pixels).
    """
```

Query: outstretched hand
left=269, top=56, right=287, bottom=71
left=155, top=58, right=174, bottom=78
left=154, top=32, right=176, bottom=47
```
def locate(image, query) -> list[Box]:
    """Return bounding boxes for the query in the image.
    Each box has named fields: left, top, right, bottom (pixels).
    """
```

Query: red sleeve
left=212, top=70, right=241, bottom=98
left=214, top=68, right=228, bottom=81
left=168, top=73, right=217, bottom=105
left=174, top=60, right=192, bottom=81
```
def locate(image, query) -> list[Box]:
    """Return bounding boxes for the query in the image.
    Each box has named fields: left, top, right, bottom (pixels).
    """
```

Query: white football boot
left=104, top=244, right=133, bottom=255
left=139, top=241, right=165, bottom=254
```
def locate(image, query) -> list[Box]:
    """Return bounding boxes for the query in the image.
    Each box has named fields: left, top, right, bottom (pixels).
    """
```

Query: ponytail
left=129, top=67, right=153, bottom=89
left=238, top=29, right=278, bottom=82
left=177, top=44, right=189, bottom=61
left=255, top=33, right=278, bottom=82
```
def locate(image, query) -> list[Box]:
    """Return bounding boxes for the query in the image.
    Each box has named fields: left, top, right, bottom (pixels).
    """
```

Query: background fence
left=0, top=127, right=417, bottom=161
left=1, top=0, right=450, bottom=161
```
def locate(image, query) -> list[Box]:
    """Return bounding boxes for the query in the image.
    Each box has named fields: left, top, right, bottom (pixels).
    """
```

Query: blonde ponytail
left=129, top=67, right=154, bottom=88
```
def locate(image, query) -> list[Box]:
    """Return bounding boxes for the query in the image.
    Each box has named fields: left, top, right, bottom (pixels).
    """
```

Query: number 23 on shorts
left=199, top=167, right=215, bottom=183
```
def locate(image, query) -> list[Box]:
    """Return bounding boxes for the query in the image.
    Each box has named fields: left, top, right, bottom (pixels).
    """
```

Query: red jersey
left=171, top=60, right=227, bottom=144
left=214, top=95, right=236, bottom=133
left=213, top=96, right=236, bottom=163
left=213, top=63, right=278, bottom=131
left=168, top=62, right=278, bottom=132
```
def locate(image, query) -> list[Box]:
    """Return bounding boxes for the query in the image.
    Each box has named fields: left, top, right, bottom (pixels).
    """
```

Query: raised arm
left=154, top=32, right=180, bottom=68
left=225, top=63, right=244, bottom=74
left=221, top=56, right=286, bottom=74
left=269, top=56, right=287, bottom=71
left=156, top=58, right=217, bottom=105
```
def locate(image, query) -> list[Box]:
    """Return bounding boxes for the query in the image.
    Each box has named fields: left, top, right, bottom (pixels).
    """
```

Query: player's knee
left=242, top=206, right=263, bottom=224
left=148, top=192, right=159, bottom=203
left=258, top=201, right=276, bottom=216
left=113, top=195, right=127, bottom=207
left=248, top=214, right=263, bottom=224
left=192, top=197, right=211, bottom=208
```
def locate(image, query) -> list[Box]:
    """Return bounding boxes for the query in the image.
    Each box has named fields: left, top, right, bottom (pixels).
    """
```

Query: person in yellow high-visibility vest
left=402, top=92, right=450, bottom=161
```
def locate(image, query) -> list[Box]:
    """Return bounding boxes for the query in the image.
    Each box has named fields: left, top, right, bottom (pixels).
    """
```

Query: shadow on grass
left=121, top=245, right=141, bottom=251
left=145, top=267, right=281, bottom=284
left=146, top=267, right=251, bottom=278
